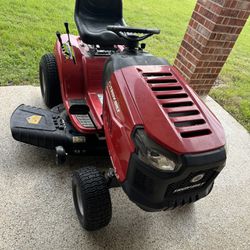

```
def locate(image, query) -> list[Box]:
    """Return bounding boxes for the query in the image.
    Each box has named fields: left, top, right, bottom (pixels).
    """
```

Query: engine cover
left=103, top=64, right=226, bottom=182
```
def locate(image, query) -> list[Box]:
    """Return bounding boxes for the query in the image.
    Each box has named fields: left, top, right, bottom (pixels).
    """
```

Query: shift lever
left=56, top=31, right=64, bottom=48
left=64, top=22, right=71, bottom=46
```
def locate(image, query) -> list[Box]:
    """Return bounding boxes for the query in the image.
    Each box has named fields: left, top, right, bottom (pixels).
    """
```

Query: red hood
left=121, top=65, right=226, bottom=154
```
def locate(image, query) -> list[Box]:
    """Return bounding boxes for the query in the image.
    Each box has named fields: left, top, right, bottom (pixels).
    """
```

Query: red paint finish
left=103, top=65, right=226, bottom=182
left=103, top=71, right=142, bottom=181
left=122, top=65, right=225, bottom=154
left=54, top=35, right=108, bottom=133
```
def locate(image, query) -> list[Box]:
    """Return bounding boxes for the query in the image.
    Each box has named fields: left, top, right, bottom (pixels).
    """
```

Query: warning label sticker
left=26, top=115, right=42, bottom=125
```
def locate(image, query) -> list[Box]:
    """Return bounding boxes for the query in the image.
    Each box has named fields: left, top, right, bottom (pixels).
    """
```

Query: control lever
left=56, top=31, right=64, bottom=48
left=56, top=24, right=76, bottom=64
left=64, top=22, right=76, bottom=64
left=56, top=31, right=69, bottom=57
left=64, top=22, right=72, bottom=46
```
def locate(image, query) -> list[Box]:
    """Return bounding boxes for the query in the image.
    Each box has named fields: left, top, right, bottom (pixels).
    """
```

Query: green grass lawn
left=0, top=0, right=249, bottom=131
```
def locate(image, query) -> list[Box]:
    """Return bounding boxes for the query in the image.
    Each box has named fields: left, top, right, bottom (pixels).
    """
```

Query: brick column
left=174, top=0, right=250, bottom=96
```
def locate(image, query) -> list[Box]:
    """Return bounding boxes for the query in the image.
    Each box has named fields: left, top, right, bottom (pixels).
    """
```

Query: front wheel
left=72, top=167, right=112, bottom=231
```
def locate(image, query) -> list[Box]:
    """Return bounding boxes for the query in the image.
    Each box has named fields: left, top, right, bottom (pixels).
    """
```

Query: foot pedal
left=69, top=99, right=96, bottom=129
left=75, top=114, right=95, bottom=128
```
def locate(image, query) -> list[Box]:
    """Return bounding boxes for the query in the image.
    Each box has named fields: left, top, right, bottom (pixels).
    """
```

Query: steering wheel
left=107, top=26, right=160, bottom=43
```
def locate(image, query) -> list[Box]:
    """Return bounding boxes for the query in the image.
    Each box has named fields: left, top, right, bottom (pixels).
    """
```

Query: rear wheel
left=39, top=53, right=62, bottom=108
left=72, top=166, right=112, bottom=231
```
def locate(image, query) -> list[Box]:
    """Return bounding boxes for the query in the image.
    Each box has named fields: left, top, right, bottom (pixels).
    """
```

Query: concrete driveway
left=0, top=86, right=249, bottom=250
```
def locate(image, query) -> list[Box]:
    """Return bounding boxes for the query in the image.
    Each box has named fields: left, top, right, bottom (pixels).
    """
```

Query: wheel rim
left=41, top=71, right=47, bottom=96
left=76, top=185, right=84, bottom=216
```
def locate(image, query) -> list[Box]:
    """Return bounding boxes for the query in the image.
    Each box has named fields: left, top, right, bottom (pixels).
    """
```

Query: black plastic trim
left=103, top=51, right=169, bottom=89
left=10, top=104, right=107, bottom=154
left=122, top=147, right=226, bottom=211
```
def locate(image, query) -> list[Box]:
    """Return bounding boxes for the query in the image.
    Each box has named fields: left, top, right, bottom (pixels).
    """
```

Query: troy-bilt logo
left=173, top=182, right=205, bottom=194
left=190, top=174, right=205, bottom=183
left=108, top=82, right=120, bottom=113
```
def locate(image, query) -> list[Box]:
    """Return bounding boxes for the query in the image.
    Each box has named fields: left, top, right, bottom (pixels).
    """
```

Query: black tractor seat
left=75, top=0, right=127, bottom=46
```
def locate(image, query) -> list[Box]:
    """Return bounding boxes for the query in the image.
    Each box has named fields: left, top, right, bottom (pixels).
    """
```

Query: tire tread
left=72, top=167, right=112, bottom=231
left=39, top=53, right=62, bottom=108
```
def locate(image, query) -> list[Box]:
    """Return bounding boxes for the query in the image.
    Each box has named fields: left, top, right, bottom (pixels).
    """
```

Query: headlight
left=133, top=129, right=180, bottom=172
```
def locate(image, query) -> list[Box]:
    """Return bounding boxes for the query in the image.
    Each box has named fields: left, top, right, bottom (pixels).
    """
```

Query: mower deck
left=10, top=105, right=107, bottom=154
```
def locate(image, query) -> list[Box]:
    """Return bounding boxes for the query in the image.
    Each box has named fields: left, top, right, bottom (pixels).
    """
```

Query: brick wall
left=174, top=0, right=250, bottom=96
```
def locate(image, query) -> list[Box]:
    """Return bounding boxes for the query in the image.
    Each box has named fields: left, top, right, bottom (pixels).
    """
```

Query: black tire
left=39, top=53, right=62, bottom=108
left=72, top=167, right=112, bottom=231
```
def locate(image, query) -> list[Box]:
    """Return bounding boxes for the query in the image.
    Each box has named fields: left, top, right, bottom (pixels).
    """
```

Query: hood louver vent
left=163, top=102, right=193, bottom=108
left=168, top=110, right=200, bottom=118
left=152, top=86, right=182, bottom=91
left=142, top=71, right=211, bottom=138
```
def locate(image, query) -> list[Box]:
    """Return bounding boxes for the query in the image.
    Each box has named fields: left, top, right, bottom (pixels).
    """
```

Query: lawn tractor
left=10, top=0, right=227, bottom=231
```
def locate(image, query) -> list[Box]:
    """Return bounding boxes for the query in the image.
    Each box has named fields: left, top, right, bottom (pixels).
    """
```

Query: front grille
left=165, top=170, right=218, bottom=196
left=141, top=70, right=211, bottom=138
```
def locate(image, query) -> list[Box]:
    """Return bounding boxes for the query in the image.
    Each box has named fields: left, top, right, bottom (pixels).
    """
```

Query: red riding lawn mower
left=10, top=0, right=227, bottom=231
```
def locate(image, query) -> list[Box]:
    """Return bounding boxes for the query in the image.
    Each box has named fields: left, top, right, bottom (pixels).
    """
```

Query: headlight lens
left=133, top=129, right=179, bottom=171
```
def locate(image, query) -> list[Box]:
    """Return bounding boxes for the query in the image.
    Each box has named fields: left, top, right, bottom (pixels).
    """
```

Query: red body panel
left=103, top=71, right=142, bottom=181
left=104, top=65, right=226, bottom=182
left=54, top=35, right=107, bottom=133
left=122, top=66, right=225, bottom=154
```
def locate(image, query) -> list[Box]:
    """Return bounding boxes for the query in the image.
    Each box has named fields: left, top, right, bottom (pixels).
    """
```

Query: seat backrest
left=75, top=0, right=123, bottom=20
